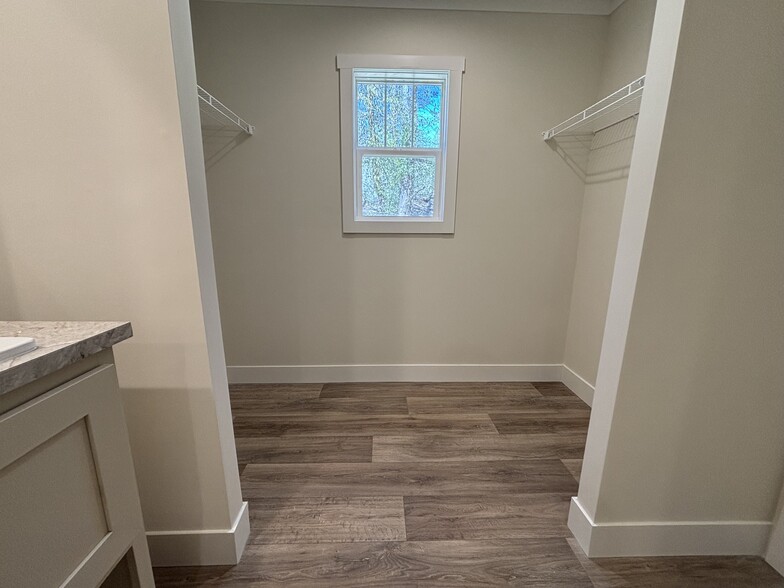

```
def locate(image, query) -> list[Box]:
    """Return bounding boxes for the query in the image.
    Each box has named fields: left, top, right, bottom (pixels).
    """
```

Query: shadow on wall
left=0, top=219, right=20, bottom=317
left=121, top=381, right=229, bottom=534
left=547, top=116, right=638, bottom=184
left=200, top=110, right=252, bottom=170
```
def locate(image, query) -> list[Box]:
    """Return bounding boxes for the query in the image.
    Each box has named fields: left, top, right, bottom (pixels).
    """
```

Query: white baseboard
left=228, top=364, right=564, bottom=384
left=561, top=365, right=595, bottom=407
left=568, top=497, right=771, bottom=557
left=147, top=501, right=250, bottom=567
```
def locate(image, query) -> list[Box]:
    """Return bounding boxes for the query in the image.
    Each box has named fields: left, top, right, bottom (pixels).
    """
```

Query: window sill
left=342, top=217, right=455, bottom=234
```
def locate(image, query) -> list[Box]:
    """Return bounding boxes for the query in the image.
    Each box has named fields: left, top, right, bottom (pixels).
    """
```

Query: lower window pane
left=361, top=155, right=436, bottom=218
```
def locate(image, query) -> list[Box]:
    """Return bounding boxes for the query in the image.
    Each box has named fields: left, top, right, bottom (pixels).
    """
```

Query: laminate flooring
left=154, top=382, right=783, bottom=587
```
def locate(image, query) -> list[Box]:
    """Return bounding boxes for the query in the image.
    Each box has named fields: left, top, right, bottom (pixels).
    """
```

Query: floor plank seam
left=153, top=382, right=784, bottom=587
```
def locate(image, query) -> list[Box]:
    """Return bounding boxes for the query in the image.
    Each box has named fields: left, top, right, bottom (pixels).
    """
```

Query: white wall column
left=0, top=0, right=248, bottom=568
left=571, top=0, right=784, bottom=558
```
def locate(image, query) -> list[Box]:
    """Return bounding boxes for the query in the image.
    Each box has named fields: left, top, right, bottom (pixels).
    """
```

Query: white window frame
left=337, top=54, right=465, bottom=234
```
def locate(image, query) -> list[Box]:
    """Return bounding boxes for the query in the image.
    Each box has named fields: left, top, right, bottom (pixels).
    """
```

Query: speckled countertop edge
left=0, top=321, right=133, bottom=395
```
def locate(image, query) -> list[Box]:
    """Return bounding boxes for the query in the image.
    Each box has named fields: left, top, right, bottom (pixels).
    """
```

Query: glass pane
left=414, top=83, right=442, bottom=148
left=385, top=84, right=413, bottom=148
left=361, top=155, right=436, bottom=218
left=356, top=83, right=384, bottom=147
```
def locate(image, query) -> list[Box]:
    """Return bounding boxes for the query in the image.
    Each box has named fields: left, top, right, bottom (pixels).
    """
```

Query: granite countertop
left=0, top=321, right=132, bottom=395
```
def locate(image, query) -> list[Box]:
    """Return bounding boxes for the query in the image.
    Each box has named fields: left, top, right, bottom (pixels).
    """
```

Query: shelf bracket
left=197, top=85, right=255, bottom=135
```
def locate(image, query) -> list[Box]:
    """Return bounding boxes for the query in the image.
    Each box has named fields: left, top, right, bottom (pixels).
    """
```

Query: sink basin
left=0, top=337, right=37, bottom=362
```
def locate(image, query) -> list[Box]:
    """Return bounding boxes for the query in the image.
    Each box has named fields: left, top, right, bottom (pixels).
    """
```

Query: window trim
left=337, top=54, right=465, bottom=234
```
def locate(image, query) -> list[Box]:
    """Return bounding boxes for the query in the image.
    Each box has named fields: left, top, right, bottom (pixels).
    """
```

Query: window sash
left=354, top=77, right=446, bottom=150
left=352, top=71, right=447, bottom=222
left=354, top=148, right=443, bottom=222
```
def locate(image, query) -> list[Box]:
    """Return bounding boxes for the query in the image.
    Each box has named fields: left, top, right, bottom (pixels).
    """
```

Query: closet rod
left=542, top=75, right=644, bottom=141
left=197, top=85, right=255, bottom=135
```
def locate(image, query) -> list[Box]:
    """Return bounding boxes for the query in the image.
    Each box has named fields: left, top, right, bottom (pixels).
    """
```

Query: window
left=337, top=54, right=465, bottom=233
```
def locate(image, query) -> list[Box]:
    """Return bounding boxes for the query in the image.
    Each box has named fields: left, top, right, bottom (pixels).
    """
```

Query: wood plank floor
left=154, top=381, right=784, bottom=587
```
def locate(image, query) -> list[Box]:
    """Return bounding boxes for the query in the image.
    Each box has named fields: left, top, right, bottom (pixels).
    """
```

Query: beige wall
left=591, top=0, right=784, bottom=523
left=563, top=0, right=655, bottom=386
left=0, top=0, right=241, bottom=551
left=597, top=0, right=657, bottom=96
left=190, top=2, right=607, bottom=367
left=563, top=119, right=637, bottom=386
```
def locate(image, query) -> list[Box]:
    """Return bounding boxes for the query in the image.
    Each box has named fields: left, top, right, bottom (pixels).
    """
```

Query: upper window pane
left=356, top=82, right=384, bottom=148
left=356, top=75, right=444, bottom=150
left=414, top=84, right=442, bottom=148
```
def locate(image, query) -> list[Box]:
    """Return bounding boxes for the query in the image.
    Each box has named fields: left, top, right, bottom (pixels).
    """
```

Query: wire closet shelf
left=541, top=75, right=644, bottom=141
left=197, top=85, right=255, bottom=135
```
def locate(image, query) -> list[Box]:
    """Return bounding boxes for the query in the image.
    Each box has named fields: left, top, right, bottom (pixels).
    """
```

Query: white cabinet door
left=0, top=364, right=153, bottom=588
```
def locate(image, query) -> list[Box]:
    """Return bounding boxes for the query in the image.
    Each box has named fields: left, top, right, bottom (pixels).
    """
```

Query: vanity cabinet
left=0, top=323, right=153, bottom=588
